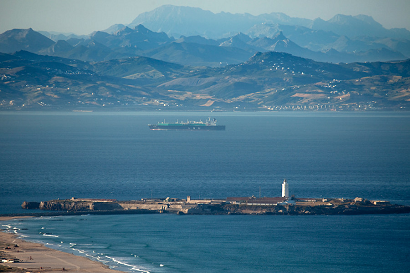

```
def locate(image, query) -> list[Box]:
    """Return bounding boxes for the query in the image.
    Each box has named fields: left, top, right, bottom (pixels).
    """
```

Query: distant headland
left=20, top=196, right=410, bottom=216
left=20, top=180, right=410, bottom=216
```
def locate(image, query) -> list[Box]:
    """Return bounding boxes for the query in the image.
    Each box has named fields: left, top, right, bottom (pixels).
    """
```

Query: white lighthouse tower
left=282, top=179, right=289, bottom=198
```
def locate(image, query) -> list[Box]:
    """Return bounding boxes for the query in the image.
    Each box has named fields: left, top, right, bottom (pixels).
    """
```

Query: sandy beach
left=0, top=217, right=124, bottom=273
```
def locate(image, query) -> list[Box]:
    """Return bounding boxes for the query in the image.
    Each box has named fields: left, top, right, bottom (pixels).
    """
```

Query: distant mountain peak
left=40, top=40, right=73, bottom=54
left=272, top=31, right=287, bottom=40
left=114, top=26, right=133, bottom=36
left=353, top=14, right=383, bottom=28
left=328, top=14, right=380, bottom=27
left=231, top=32, right=252, bottom=43
left=175, top=35, right=218, bottom=46
left=91, top=31, right=111, bottom=39
left=265, top=12, right=290, bottom=20
left=311, top=13, right=391, bottom=38
left=0, top=28, right=54, bottom=53
left=102, top=24, right=126, bottom=34
left=134, top=24, right=152, bottom=34
left=152, top=4, right=213, bottom=14
left=329, top=14, right=352, bottom=22
left=3, top=28, right=38, bottom=38
left=219, top=34, right=249, bottom=48
left=247, top=51, right=296, bottom=64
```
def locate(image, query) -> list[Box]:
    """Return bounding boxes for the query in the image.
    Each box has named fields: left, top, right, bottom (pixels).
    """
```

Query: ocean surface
left=1, top=111, right=410, bottom=272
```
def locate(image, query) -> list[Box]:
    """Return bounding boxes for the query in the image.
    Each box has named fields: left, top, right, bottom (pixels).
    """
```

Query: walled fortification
left=20, top=197, right=410, bottom=215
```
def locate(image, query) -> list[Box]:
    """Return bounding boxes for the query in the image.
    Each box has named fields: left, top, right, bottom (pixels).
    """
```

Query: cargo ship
left=149, top=118, right=225, bottom=130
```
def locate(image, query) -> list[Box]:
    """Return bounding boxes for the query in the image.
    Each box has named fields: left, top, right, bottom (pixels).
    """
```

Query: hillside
left=1, top=51, right=409, bottom=111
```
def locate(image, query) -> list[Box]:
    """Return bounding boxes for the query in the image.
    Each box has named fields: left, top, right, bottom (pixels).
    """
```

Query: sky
left=0, top=0, right=409, bottom=35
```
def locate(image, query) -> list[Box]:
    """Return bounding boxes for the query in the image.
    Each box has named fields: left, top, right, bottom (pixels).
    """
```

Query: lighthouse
left=282, top=179, right=289, bottom=198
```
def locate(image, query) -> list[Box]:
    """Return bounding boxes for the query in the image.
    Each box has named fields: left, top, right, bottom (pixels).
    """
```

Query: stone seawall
left=119, top=203, right=168, bottom=211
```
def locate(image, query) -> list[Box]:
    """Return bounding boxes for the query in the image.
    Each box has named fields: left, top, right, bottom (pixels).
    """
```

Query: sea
left=1, top=111, right=410, bottom=272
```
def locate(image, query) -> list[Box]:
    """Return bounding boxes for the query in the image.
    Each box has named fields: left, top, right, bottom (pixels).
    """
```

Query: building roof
left=227, top=197, right=287, bottom=204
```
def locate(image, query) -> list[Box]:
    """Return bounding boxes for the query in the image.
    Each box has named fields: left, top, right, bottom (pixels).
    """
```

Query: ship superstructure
left=149, top=117, right=225, bottom=130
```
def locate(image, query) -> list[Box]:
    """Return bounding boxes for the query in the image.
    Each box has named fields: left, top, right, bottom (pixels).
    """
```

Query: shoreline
left=0, top=216, right=124, bottom=273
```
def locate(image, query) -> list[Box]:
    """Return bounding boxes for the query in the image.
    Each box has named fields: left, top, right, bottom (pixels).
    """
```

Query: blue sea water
left=1, top=111, right=410, bottom=272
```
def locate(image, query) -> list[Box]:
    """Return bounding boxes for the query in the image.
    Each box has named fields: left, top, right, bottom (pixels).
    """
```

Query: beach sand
left=0, top=217, right=124, bottom=273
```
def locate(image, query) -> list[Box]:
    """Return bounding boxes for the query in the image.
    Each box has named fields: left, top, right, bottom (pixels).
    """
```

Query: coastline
left=0, top=217, right=124, bottom=273
left=20, top=197, right=410, bottom=216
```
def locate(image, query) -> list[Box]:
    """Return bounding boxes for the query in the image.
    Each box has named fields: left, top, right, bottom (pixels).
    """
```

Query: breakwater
left=21, top=197, right=410, bottom=215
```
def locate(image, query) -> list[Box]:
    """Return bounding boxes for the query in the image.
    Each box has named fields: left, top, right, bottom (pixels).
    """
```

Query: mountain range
left=0, top=5, right=409, bottom=111
left=129, top=5, right=410, bottom=40
left=1, top=5, right=409, bottom=65
left=1, top=49, right=409, bottom=111
left=0, top=26, right=407, bottom=66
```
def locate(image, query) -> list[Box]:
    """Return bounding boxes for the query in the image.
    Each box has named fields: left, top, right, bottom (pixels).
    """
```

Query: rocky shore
left=20, top=196, right=410, bottom=216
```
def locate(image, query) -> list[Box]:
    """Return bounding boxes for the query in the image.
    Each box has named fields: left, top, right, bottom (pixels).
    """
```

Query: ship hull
left=149, top=124, right=225, bottom=130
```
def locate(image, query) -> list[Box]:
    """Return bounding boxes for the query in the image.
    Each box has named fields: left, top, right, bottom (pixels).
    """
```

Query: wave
left=42, top=233, right=59, bottom=238
left=105, top=256, right=152, bottom=273
left=2, top=224, right=29, bottom=239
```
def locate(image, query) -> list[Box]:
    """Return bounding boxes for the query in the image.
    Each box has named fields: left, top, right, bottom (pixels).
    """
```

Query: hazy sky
left=1, top=0, right=409, bottom=35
